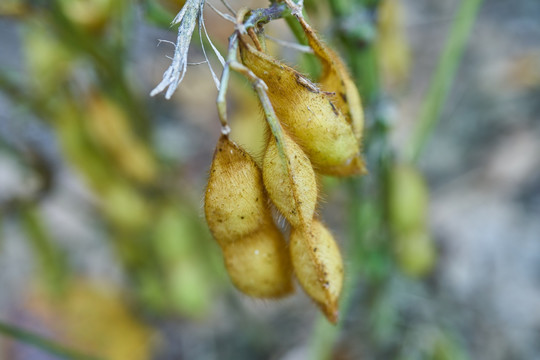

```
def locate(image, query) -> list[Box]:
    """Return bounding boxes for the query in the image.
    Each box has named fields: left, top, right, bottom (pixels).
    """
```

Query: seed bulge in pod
left=388, top=164, right=428, bottom=234
left=263, top=132, right=317, bottom=229
left=223, top=222, right=293, bottom=298
left=87, top=94, right=157, bottom=184
left=322, top=153, right=367, bottom=177
left=290, top=220, right=344, bottom=324
left=239, top=40, right=361, bottom=175
left=394, top=229, right=436, bottom=278
left=320, top=52, right=364, bottom=145
left=377, top=0, right=411, bottom=88
left=204, top=135, right=267, bottom=245
left=298, top=20, right=364, bottom=143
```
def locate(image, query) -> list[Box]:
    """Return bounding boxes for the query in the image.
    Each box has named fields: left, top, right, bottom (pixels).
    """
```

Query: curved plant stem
left=302, top=0, right=380, bottom=356
left=0, top=320, right=102, bottom=360
left=284, top=11, right=320, bottom=78
left=408, top=0, right=485, bottom=163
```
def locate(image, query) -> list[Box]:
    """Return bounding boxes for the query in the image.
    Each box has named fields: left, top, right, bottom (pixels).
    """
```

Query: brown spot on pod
left=297, top=20, right=365, bottom=145
left=290, top=220, right=343, bottom=324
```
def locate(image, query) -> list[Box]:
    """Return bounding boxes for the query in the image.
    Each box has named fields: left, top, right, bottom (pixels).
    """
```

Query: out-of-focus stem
left=284, top=14, right=320, bottom=78
left=408, top=0, right=484, bottom=163
left=347, top=44, right=379, bottom=103
left=308, top=0, right=384, bottom=358
left=328, top=0, right=348, bottom=17
left=0, top=320, right=102, bottom=360
left=46, top=3, right=150, bottom=136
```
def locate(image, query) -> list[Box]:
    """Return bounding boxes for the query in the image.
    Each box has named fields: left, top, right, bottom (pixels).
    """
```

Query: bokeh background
left=1, top=0, right=540, bottom=359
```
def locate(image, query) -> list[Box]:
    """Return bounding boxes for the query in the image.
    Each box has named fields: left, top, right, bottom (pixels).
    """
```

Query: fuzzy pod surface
left=205, top=135, right=268, bottom=245
left=223, top=222, right=294, bottom=298
left=263, top=132, right=318, bottom=229
left=300, top=22, right=365, bottom=144
left=290, top=220, right=344, bottom=323
left=239, top=39, right=361, bottom=175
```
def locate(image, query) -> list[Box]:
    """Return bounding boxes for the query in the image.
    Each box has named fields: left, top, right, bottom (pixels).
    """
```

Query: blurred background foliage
left=1, top=0, right=540, bottom=359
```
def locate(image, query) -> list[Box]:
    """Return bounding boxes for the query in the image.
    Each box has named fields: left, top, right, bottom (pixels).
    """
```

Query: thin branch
left=206, top=1, right=235, bottom=22
left=264, top=35, right=314, bottom=53
left=408, top=0, right=485, bottom=162
left=201, top=5, right=226, bottom=66
left=199, top=2, right=221, bottom=89
left=0, top=320, right=102, bottom=360
left=219, top=0, right=236, bottom=16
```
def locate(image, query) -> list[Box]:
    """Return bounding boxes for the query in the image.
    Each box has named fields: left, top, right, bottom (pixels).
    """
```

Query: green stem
left=327, top=0, right=380, bottom=102
left=0, top=320, right=102, bottom=360
left=243, top=2, right=288, bottom=29
left=0, top=71, right=51, bottom=119
left=284, top=14, right=321, bottom=78
left=309, top=178, right=370, bottom=360
left=143, top=0, right=175, bottom=28
left=20, top=206, right=68, bottom=294
left=328, top=0, right=349, bottom=16
left=46, top=3, right=150, bottom=137
left=225, top=35, right=288, bottom=163
left=408, top=0, right=484, bottom=163
left=347, top=44, right=379, bottom=103
left=307, top=1, right=385, bottom=358
left=309, top=315, right=339, bottom=360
